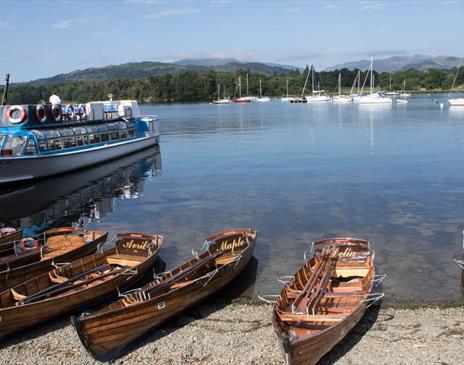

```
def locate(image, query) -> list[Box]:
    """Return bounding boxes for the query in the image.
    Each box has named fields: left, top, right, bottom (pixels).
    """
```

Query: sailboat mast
left=286, top=78, right=289, bottom=97
left=311, top=65, right=315, bottom=95
left=358, top=70, right=360, bottom=95
left=338, top=73, right=341, bottom=96
left=302, top=65, right=311, bottom=96
left=370, top=57, right=373, bottom=94
left=217, top=84, right=220, bottom=101
left=259, top=79, right=262, bottom=98
left=389, top=74, right=392, bottom=91
left=238, top=76, right=242, bottom=98
left=246, top=73, right=249, bottom=96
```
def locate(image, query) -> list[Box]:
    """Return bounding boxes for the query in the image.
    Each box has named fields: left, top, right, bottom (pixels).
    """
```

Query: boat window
left=100, top=132, right=109, bottom=142
left=48, top=138, right=63, bottom=150
left=97, top=125, right=109, bottom=132
left=2, top=136, right=27, bottom=156
left=125, top=121, right=135, bottom=129
left=42, top=130, right=60, bottom=139
left=63, top=136, right=77, bottom=149
left=120, top=130, right=128, bottom=139
left=38, top=139, right=48, bottom=152
left=24, top=139, right=38, bottom=155
left=116, top=122, right=127, bottom=130
left=58, top=128, right=74, bottom=137
left=88, top=133, right=100, bottom=144
left=75, top=136, right=85, bottom=146
left=127, top=129, right=135, bottom=137
left=106, top=123, right=119, bottom=131
left=86, top=126, right=99, bottom=134
left=73, top=127, right=86, bottom=135
left=30, top=130, right=46, bottom=139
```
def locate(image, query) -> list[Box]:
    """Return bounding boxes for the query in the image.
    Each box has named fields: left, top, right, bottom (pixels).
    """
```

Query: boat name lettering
left=122, top=240, right=149, bottom=250
left=220, top=236, right=244, bottom=251
left=338, top=248, right=356, bottom=258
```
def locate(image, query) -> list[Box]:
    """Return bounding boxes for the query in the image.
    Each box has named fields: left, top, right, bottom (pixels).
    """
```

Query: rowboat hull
left=273, top=238, right=375, bottom=365
left=0, top=230, right=22, bottom=251
left=0, top=229, right=107, bottom=292
left=73, top=228, right=257, bottom=361
left=275, top=303, right=367, bottom=365
left=0, top=233, right=162, bottom=339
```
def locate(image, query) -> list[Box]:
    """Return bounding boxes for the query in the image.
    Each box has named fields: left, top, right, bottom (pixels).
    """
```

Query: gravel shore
left=1, top=301, right=463, bottom=365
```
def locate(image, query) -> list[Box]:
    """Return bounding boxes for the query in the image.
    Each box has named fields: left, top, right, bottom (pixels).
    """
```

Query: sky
left=0, top=0, right=463, bottom=82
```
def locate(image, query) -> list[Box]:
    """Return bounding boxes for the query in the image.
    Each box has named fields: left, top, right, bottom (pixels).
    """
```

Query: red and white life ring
left=65, top=104, right=74, bottom=122
left=17, top=238, right=40, bottom=253
left=76, top=104, right=86, bottom=120
left=35, top=104, right=47, bottom=123
left=6, top=105, right=27, bottom=124
left=51, top=104, right=62, bottom=122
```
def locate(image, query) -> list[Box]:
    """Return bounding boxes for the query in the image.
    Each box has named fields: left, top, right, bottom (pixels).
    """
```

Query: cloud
left=143, top=7, right=201, bottom=19
left=285, top=7, right=301, bottom=13
left=90, top=31, right=112, bottom=38
left=341, top=49, right=409, bottom=57
left=358, top=1, right=386, bottom=11
left=52, top=19, right=73, bottom=30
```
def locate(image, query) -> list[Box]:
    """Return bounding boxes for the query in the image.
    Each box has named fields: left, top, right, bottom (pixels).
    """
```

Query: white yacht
left=306, top=65, right=331, bottom=102
left=257, top=79, right=271, bottom=102
left=212, top=84, right=231, bottom=104
left=332, top=73, right=352, bottom=103
left=355, top=58, right=392, bottom=105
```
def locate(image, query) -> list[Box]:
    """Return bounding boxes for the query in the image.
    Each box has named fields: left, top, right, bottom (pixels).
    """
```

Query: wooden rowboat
left=72, top=228, right=257, bottom=361
left=273, top=238, right=379, bottom=365
left=0, top=228, right=22, bottom=251
left=0, top=232, right=163, bottom=339
left=0, top=227, right=108, bottom=292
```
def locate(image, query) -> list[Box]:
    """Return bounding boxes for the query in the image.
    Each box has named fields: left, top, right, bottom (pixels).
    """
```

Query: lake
left=3, top=95, right=464, bottom=304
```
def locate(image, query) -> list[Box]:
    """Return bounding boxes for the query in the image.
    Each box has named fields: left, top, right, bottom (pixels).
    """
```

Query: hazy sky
left=0, top=0, right=463, bottom=82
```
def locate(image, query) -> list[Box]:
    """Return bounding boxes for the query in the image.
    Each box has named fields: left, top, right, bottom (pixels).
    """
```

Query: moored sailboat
left=332, top=73, right=352, bottom=103
left=355, top=58, right=392, bottom=104
left=212, top=84, right=231, bottom=104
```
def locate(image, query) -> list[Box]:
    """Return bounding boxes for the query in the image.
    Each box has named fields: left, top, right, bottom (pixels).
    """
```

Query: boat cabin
left=0, top=100, right=157, bottom=157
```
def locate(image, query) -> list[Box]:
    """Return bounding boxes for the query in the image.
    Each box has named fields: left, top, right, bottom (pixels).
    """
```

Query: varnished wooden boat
left=0, top=227, right=108, bottom=292
left=273, top=238, right=377, bottom=365
left=0, top=228, right=22, bottom=251
left=72, top=228, right=257, bottom=361
left=0, top=232, right=163, bottom=339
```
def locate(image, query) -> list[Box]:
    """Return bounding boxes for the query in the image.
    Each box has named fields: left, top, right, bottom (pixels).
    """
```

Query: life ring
left=6, top=105, right=27, bottom=124
left=65, top=104, right=74, bottom=122
left=35, top=104, right=47, bottom=123
left=51, top=104, right=62, bottom=122
left=17, top=238, right=40, bottom=253
left=76, top=104, right=86, bottom=120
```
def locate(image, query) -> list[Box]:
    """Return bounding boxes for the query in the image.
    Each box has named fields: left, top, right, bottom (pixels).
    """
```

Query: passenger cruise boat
left=0, top=100, right=160, bottom=185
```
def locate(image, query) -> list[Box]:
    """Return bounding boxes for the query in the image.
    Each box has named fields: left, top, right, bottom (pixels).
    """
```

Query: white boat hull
left=0, top=135, right=159, bottom=185
left=354, top=93, right=392, bottom=104
left=448, top=98, right=464, bottom=106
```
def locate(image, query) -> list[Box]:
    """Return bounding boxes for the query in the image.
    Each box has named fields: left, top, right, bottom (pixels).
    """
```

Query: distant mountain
left=174, top=58, right=299, bottom=71
left=22, top=59, right=296, bottom=86
left=174, top=58, right=239, bottom=66
left=325, top=55, right=462, bottom=73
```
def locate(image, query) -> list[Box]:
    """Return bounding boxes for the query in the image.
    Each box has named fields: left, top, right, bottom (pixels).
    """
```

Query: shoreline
left=2, top=300, right=463, bottom=364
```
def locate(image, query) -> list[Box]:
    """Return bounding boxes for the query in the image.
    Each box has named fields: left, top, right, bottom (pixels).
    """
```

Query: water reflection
left=0, top=146, right=161, bottom=234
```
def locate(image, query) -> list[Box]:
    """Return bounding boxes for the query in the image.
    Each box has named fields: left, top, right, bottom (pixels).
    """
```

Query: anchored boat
left=272, top=237, right=383, bottom=365
left=72, top=228, right=257, bottom=361
left=0, top=227, right=107, bottom=292
left=0, top=100, right=160, bottom=185
left=0, top=232, right=163, bottom=339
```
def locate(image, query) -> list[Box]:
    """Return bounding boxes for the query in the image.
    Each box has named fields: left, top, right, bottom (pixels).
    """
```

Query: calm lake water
left=3, top=94, right=464, bottom=304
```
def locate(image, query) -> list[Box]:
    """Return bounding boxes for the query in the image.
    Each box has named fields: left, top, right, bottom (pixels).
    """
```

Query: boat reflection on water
left=0, top=145, right=161, bottom=234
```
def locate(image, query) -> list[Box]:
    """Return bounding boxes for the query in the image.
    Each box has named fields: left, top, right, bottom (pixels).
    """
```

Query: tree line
left=5, top=67, right=464, bottom=105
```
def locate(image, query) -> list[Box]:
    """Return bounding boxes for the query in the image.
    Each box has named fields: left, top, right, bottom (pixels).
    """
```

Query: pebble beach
left=1, top=300, right=463, bottom=365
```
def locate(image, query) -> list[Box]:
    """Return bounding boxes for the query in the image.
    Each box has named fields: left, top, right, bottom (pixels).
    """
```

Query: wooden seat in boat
left=170, top=280, right=194, bottom=289
left=11, top=289, right=27, bottom=301
left=49, top=272, right=68, bottom=284
left=279, top=312, right=346, bottom=323
left=323, top=291, right=364, bottom=297
left=107, top=254, right=143, bottom=266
